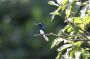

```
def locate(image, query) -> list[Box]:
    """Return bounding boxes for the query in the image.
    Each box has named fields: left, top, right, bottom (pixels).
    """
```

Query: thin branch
left=34, top=32, right=90, bottom=41
left=34, top=32, right=90, bottom=37
left=70, top=39, right=90, bottom=41
left=33, top=33, right=59, bottom=36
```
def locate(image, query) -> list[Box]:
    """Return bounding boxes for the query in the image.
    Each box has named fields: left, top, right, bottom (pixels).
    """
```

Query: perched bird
left=37, top=23, right=49, bottom=41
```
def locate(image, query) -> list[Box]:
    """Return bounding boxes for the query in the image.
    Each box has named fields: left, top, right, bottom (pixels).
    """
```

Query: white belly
left=40, top=30, right=49, bottom=41
left=40, top=30, right=45, bottom=35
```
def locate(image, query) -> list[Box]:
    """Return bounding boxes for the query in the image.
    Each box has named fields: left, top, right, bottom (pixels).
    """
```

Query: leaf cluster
left=48, top=0, right=90, bottom=59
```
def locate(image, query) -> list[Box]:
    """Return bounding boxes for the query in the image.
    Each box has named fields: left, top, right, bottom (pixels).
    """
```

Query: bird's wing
left=43, top=34, right=49, bottom=41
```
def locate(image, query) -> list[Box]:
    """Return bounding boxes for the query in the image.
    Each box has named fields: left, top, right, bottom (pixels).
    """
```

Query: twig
left=34, top=33, right=90, bottom=41
left=70, top=39, right=90, bottom=41
left=34, top=32, right=90, bottom=37
left=33, top=32, right=59, bottom=36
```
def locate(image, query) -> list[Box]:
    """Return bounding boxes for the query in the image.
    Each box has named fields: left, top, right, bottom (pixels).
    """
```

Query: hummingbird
left=37, top=23, right=49, bottom=41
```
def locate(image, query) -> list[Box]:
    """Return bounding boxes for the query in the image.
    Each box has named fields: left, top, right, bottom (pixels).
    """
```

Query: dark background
left=0, top=0, right=64, bottom=59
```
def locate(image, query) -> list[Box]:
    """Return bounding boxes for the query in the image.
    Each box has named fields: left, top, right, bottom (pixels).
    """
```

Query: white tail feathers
left=43, top=34, right=49, bottom=41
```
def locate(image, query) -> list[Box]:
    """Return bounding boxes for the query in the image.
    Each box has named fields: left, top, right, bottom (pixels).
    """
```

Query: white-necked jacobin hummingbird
left=37, top=23, right=49, bottom=41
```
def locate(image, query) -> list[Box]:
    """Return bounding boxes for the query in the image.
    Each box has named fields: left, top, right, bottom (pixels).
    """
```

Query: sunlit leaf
left=75, top=51, right=81, bottom=59
left=56, top=0, right=63, bottom=5
left=87, top=10, right=90, bottom=15
left=51, top=37, right=65, bottom=48
left=50, top=9, right=60, bottom=21
left=74, top=17, right=82, bottom=23
left=48, top=1, right=59, bottom=6
left=61, top=4, right=67, bottom=11
left=66, top=0, right=73, bottom=10
left=83, top=16, right=90, bottom=25
left=64, top=25, right=71, bottom=32
left=62, top=48, right=72, bottom=59
left=63, top=0, right=68, bottom=5
left=56, top=53, right=62, bottom=59
left=87, top=36, right=90, bottom=40
left=61, top=0, right=68, bottom=11
left=69, top=49, right=74, bottom=59
left=73, top=41, right=82, bottom=47
left=78, top=24, right=84, bottom=30
left=67, top=17, right=73, bottom=22
left=57, top=44, right=72, bottom=52
left=70, top=31, right=74, bottom=35
left=67, top=25, right=73, bottom=32
left=80, top=5, right=88, bottom=18
left=81, top=48, right=90, bottom=59
left=64, top=39, right=72, bottom=44
left=65, top=9, right=71, bottom=18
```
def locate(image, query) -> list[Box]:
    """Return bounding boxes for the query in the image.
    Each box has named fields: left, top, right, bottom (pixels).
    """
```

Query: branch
left=71, top=39, right=90, bottom=41
left=33, top=32, right=59, bottom=36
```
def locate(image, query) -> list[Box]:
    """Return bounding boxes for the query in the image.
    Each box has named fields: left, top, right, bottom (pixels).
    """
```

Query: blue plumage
left=38, top=23, right=45, bottom=30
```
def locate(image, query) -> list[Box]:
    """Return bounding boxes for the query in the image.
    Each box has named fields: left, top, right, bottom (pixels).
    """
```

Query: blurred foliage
left=49, top=0, right=90, bottom=59
left=0, top=0, right=65, bottom=59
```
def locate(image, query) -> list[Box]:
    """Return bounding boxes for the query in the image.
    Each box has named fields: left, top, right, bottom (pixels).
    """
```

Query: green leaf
left=69, top=49, right=74, bottom=59
left=87, top=10, right=90, bottom=15
left=62, top=0, right=68, bottom=5
left=64, top=39, right=72, bottom=44
left=70, top=31, right=74, bottom=35
left=50, top=9, right=61, bottom=21
left=56, top=53, right=62, bottom=59
left=51, top=37, right=64, bottom=48
left=75, top=51, right=81, bottom=59
left=74, top=17, right=82, bottom=23
left=81, top=48, right=90, bottom=59
left=64, top=25, right=71, bottom=32
left=56, top=0, right=62, bottom=5
left=78, top=24, right=84, bottom=30
left=83, top=16, right=90, bottom=25
left=65, top=9, right=71, bottom=18
left=67, top=25, right=73, bottom=32
left=87, top=36, right=90, bottom=40
left=48, top=1, right=59, bottom=6
left=64, top=24, right=73, bottom=33
left=63, top=48, right=72, bottom=59
left=73, top=41, right=82, bottom=47
left=49, top=0, right=90, bottom=59
left=57, top=44, right=72, bottom=52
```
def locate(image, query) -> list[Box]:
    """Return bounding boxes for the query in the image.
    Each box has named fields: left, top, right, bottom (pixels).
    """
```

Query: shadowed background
left=0, top=0, right=64, bottom=59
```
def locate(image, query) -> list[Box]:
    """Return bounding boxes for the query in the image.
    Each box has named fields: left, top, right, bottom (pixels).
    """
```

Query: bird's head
left=38, top=23, right=43, bottom=29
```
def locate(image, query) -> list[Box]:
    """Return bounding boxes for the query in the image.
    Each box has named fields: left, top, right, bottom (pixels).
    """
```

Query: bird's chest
left=40, top=30, right=45, bottom=35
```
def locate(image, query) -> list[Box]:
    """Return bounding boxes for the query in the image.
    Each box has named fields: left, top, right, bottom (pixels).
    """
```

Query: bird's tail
left=43, top=34, right=49, bottom=41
